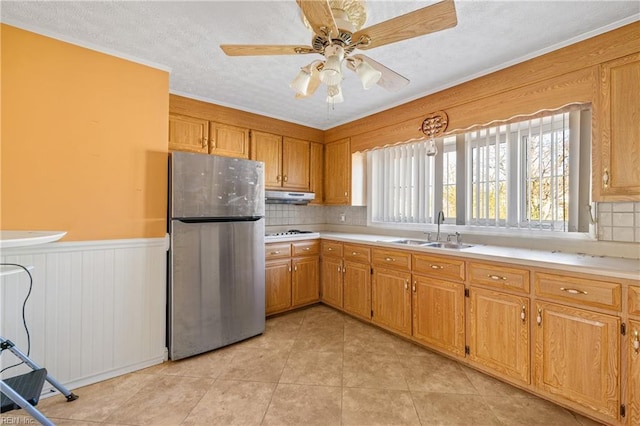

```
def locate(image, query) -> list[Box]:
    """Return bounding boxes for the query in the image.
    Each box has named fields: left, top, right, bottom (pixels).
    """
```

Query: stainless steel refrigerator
left=168, top=152, right=265, bottom=360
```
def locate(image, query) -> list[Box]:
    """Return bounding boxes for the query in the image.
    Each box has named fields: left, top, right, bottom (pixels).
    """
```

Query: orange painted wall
left=1, top=25, right=169, bottom=241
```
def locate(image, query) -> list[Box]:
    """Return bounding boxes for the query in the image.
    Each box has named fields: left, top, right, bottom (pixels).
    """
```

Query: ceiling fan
left=220, top=0, right=457, bottom=104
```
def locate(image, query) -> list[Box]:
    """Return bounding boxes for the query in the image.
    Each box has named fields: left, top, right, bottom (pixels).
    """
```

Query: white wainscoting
left=0, top=237, right=167, bottom=393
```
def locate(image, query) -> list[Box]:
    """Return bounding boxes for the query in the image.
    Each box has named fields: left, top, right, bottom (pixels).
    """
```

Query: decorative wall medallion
left=420, top=111, right=449, bottom=139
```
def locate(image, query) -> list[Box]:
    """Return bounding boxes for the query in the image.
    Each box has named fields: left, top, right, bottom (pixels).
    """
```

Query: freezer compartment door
left=168, top=219, right=265, bottom=360
left=170, top=152, right=264, bottom=219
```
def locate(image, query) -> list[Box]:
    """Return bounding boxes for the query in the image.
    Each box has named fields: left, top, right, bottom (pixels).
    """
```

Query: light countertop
left=268, top=231, right=640, bottom=281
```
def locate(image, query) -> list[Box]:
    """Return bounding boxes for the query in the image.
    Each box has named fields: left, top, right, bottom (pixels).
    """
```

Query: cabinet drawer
left=468, top=262, right=530, bottom=293
left=412, top=253, right=465, bottom=282
left=321, top=240, right=343, bottom=257
left=629, top=285, right=640, bottom=316
left=265, top=242, right=291, bottom=260
left=292, top=240, right=320, bottom=257
left=372, top=248, right=411, bottom=271
left=534, top=272, right=622, bottom=311
left=344, top=244, right=371, bottom=263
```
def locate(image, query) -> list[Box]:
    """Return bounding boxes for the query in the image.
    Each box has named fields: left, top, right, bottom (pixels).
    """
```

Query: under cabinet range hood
left=265, top=190, right=315, bottom=205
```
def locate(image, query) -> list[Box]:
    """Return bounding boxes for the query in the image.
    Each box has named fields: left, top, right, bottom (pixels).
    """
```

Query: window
left=368, top=107, right=590, bottom=234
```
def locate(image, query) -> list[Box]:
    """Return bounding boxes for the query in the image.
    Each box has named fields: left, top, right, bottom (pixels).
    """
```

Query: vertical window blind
left=369, top=140, right=435, bottom=224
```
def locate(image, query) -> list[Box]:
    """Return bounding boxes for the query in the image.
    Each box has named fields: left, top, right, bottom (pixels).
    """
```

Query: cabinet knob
left=536, top=308, right=542, bottom=327
left=412, top=281, right=417, bottom=293
left=201, top=137, right=208, bottom=148
left=344, top=191, right=348, bottom=197
left=304, top=247, right=310, bottom=251
left=294, top=265, right=298, bottom=272
left=352, top=251, right=358, bottom=255
left=328, top=247, right=334, bottom=251
left=602, top=168, right=609, bottom=189
left=404, top=280, right=408, bottom=290
left=283, top=175, right=288, bottom=182
left=430, top=264, right=443, bottom=270
left=633, top=330, right=639, bottom=354
left=276, top=175, right=282, bottom=182
left=520, top=305, right=526, bottom=324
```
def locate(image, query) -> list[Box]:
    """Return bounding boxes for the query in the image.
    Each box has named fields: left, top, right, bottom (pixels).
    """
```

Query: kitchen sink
left=423, top=242, right=474, bottom=250
left=386, top=239, right=474, bottom=250
left=388, top=239, right=431, bottom=246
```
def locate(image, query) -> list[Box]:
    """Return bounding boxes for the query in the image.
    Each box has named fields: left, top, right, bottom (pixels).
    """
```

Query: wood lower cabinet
left=467, top=287, right=530, bottom=384
left=344, top=260, right=371, bottom=321
left=372, top=267, right=411, bottom=336
left=629, top=320, right=640, bottom=425
left=265, top=258, right=292, bottom=315
left=412, top=275, right=465, bottom=357
left=265, top=240, right=319, bottom=315
left=534, top=301, right=619, bottom=422
left=321, top=256, right=343, bottom=309
left=292, top=256, right=319, bottom=307
left=324, top=138, right=351, bottom=205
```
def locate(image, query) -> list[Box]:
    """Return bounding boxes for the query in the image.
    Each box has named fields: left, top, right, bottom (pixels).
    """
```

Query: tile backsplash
left=596, top=202, right=640, bottom=243
left=266, top=203, right=640, bottom=244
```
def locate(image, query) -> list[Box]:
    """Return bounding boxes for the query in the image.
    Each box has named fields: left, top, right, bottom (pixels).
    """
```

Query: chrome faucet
left=436, top=210, right=445, bottom=241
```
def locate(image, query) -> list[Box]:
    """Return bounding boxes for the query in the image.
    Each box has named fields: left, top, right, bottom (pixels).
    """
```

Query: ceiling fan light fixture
left=319, top=44, right=344, bottom=86
left=326, top=84, right=344, bottom=104
left=354, top=59, right=382, bottom=89
left=290, top=66, right=312, bottom=95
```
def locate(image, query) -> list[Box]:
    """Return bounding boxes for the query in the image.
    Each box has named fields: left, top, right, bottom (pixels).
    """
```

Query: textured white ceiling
left=2, top=1, right=639, bottom=130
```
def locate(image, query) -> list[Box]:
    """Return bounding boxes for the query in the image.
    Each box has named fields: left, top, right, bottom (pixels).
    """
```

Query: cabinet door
left=282, top=137, right=310, bottom=190
left=534, top=301, right=619, bottom=421
left=595, top=52, right=640, bottom=200
left=168, top=114, right=209, bottom=153
left=468, top=287, right=530, bottom=384
left=321, top=257, right=343, bottom=309
left=412, top=275, right=465, bottom=357
left=251, top=131, right=283, bottom=188
left=309, top=142, right=324, bottom=204
left=324, top=138, right=351, bottom=205
left=344, top=261, right=371, bottom=321
left=209, top=122, right=250, bottom=159
left=372, top=267, right=411, bottom=335
left=265, top=259, right=291, bottom=315
left=629, top=320, right=640, bottom=426
left=292, top=256, right=319, bottom=307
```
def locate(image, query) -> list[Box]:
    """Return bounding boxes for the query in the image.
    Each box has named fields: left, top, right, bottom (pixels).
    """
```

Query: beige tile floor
left=2, top=304, right=604, bottom=425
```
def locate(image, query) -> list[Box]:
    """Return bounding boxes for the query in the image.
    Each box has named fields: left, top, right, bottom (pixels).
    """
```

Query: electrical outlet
left=339, top=213, right=346, bottom=222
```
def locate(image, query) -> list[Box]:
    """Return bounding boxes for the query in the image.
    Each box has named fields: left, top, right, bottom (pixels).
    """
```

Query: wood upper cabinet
left=344, top=260, right=371, bottom=321
left=629, top=319, right=640, bottom=426
left=372, top=267, right=412, bottom=336
left=594, top=52, right=640, bottom=201
left=168, top=113, right=209, bottom=153
left=309, top=142, right=324, bottom=204
left=412, top=275, right=465, bottom=357
left=168, top=114, right=250, bottom=159
left=251, top=132, right=310, bottom=190
left=324, top=138, right=351, bottom=205
left=209, top=122, right=250, bottom=158
left=265, top=258, right=292, bottom=315
left=251, top=131, right=282, bottom=187
left=467, top=287, right=530, bottom=384
left=533, top=301, right=619, bottom=422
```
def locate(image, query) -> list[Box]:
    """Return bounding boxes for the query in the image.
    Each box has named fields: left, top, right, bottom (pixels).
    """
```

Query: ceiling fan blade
left=295, top=65, right=322, bottom=99
left=220, top=44, right=316, bottom=56
left=297, top=0, right=339, bottom=38
left=352, top=0, right=457, bottom=50
left=350, top=54, right=410, bottom=92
